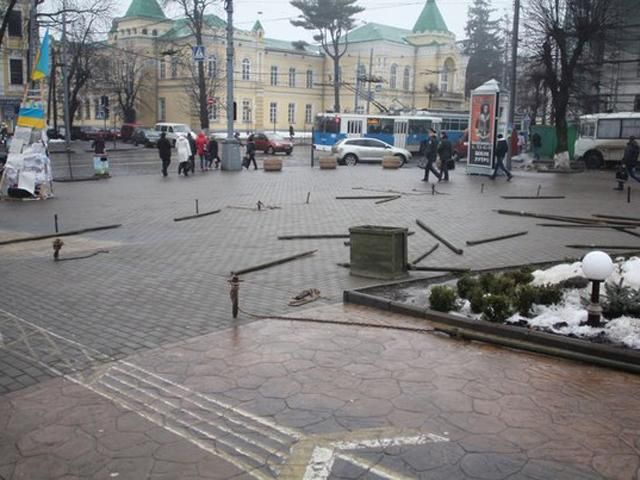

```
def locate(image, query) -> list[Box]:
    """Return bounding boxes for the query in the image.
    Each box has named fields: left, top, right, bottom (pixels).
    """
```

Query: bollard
left=195, top=199, right=199, bottom=215
left=228, top=275, right=241, bottom=318
left=480, top=183, right=484, bottom=194
left=432, top=184, right=436, bottom=196
left=537, top=185, right=542, bottom=197
left=54, top=214, right=59, bottom=233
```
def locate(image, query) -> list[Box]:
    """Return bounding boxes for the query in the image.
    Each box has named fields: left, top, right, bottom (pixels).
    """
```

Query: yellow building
left=0, top=0, right=31, bottom=128
left=78, top=0, right=467, bottom=132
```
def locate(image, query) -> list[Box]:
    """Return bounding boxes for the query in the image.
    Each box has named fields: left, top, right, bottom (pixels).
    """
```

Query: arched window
left=306, top=70, right=313, bottom=88
left=288, top=67, right=296, bottom=87
left=440, top=58, right=455, bottom=93
left=390, top=64, right=397, bottom=89
left=208, top=55, right=217, bottom=78
left=241, top=58, right=250, bottom=80
left=152, top=29, right=158, bottom=36
left=403, top=66, right=411, bottom=91
left=142, top=28, right=147, bottom=35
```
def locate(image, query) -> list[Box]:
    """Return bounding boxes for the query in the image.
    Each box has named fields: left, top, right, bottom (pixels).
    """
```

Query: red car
left=252, top=132, right=293, bottom=155
left=453, top=129, right=468, bottom=161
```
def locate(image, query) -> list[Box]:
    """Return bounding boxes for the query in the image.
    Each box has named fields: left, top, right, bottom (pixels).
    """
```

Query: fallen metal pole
left=500, top=196, right=565, bottom=200
left=410, top=243, right=439, bottom=265
left=466, top=231, right=528, bottom=246
left=279, top=234, right=348, bottom=240
left=496, top=209, right=640, bottom=226
left=336, top=195, right=398, bottom=200
left=232, top=249, right=318, bottom=276
left=375, top=195, right=401, bottom=204
left=537, top=223, right=636, bottom=229
left=407, top=265, right=470, bottom=273
left=566, top=244, right=640, bottom=250
left=0, top=224, right=122, bottom=246
left=416, top=219, right=464, bottom=255
left=174, top=209, right=221, bottom=222
left=593, top=214, right=640, bottom=222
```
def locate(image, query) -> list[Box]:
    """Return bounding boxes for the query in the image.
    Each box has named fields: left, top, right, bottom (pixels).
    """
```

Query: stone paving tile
left=1, top=164, right=639, bottom=396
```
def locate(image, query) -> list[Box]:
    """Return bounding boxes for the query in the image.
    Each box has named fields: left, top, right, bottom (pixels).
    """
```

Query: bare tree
left=99, top=47, right=152, bottom=123
left=523, top=0, right=621, bottom=154
left=290, top=0, right=364, bottom=113
left=179, top=49, right=224, bottom=128
left=0, top=0, right=19, bottom=49
left=163, top=0, right=219, bottom=130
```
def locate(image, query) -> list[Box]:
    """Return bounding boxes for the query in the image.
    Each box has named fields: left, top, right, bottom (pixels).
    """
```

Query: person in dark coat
left=616, top=136, right=640, bottom=190
left=187, top=132, right=197, bottom=173
left=207, top=136, right=220, bottom=169
left=422, top=128, right=441, bottom=182
left=437, top=131, right=453, bottom=182
left=490, top=134, right=512, bottom=181
left=157, top=132, right=172, bottom=177
left=532, top=132, right=542, bottom=161
left=92, top=134, right=106, bottom=158
left=244, top=134, right=257, bottom=170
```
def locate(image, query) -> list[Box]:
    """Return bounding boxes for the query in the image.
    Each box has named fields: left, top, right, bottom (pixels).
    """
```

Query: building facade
left=0, top=0, right=31, bottom=127
left=76, top=0, right=467, bottom=132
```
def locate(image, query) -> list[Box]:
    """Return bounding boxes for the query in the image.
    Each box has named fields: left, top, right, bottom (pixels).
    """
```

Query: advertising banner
left=468, top=92, right=498, bottom=171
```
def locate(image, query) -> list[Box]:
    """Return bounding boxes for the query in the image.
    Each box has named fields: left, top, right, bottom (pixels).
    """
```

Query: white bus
left=575, top=113, right=640, bottom=168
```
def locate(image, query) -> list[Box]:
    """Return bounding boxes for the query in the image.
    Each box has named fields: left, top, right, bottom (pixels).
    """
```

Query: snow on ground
left=531, top=261, right=583, bottom=285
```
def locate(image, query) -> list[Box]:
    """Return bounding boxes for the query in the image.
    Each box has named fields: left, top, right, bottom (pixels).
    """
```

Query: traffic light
left=100, top=96, right=109, bottom=118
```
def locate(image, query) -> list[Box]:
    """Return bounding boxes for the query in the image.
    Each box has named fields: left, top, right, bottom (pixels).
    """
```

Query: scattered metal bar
left=306, top=192, right=310, bottom=204
left=496, top=209, right=640, bottom=226
left=0, top=224, right=122, bottom=246
left=278, top=234, right=349, bottom=240
left=55, top=250, right=110, bottom=262
left=407, top=265, right=470, bottom=273
left=537, top=223, right=636, bottom=229
left=375, top=195, right=401, bottom=205
left=174, top=209, right=221, bottom=222
left=337, top=262, right=350, bottom=268
left=232, top=249, right=318, bottom=276
left=594, top=214, right=640, bottom=222
left=336, top=195, right=398, bottom=200
left=416, top=219, right=463, bottom=255
left=466, top=231, right=529, bottom=246
left=410, top=243, right=440, bottom=265
left=54, top=214, right=59, bottom=233
left=500, top=196, right=565, bottom=200
left=614, top=228, right=640, bottom=238
left=566, top=245, right=640, bottom=250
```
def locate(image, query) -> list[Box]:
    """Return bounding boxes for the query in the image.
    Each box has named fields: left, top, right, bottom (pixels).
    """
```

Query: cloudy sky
left=114, top=0, right=513, bottom=42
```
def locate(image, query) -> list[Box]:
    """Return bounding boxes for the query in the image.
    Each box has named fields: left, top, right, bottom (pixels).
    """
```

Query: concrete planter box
left=349, top=225, right=408, bottom=280
left=382, top=156, right=402, bottom=169
left=263, top=157, right=282, bottom=171
left=319, top=156, right=338, bottom=169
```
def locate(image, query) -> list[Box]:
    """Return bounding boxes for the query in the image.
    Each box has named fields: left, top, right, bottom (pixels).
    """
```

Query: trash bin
left=93, top=155, right=109, bottom=175
left=349, top=225, right=408, bottom=280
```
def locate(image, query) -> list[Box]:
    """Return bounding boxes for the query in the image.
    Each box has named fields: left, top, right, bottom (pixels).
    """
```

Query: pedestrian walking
left=92, top=133, right=106, bottom=157
left=532, top=132, right=542, bottom=161
left=615, top=136, right=640, bottom=190
left=289, top=125, right=295, bottom=142
left=244, top=134, right=257, bottom=170
left=207, top=135, right=220, bottom=169
left=187, top=132, right=197, bottom=174
left=490, top=134, right=512, bottom=181
left=196, top=131, right=208, bottom=171
left=157, top=132, right=172, bottom=177
left=437, top=131, right=453, bottom=182
left=176, top=135, right=192, bottom=176
left=422, top=128, right=441, bottom=182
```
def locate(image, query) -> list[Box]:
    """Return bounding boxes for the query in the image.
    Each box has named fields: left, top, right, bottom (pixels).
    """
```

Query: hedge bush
left=429, top=286, right=459, bottom=313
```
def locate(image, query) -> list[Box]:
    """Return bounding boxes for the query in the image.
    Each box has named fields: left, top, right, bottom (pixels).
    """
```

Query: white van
left=575, top=113, right=640, bottom=168
left=154, top=123, right=192, bottom=146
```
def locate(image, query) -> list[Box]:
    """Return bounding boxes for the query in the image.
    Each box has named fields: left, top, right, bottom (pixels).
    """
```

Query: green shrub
left=482, top=294, right=513, bottom=323
left=429, top=286, right=459, bottom=313
left=492, top=275, right=517, bottom=297
left=479, top=273, right=498, bottom=293
left=469, top=287, right=486, bottom=314
left=536, top=284, right=563, bottom=306
left=559, top=276, right=590, bottom=289
left=515, top=285, right=539, bottom=317
left=603, top=280, right=640, bottom=319
left=457, top=275, right=479, bottom=299
left=503, top=267, right=534, bottom=286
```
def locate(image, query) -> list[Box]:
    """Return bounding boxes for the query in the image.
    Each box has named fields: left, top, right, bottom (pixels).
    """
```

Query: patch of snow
left=608, top=257, right=640, bottom=290
left=532, top=262, right=583, bottom=286
left=605, top=317, right=640, bottom=349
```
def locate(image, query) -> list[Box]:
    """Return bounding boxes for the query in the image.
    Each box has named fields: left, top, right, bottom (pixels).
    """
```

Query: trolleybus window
left=621, top=119, right=640, bottom=138
left=314, top=116, right=340, bottom=133
left=408, top=119, right=430, bottom=134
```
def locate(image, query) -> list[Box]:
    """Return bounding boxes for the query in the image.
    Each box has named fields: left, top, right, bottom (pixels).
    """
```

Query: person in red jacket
left=195, top=131, right=208, bottom=171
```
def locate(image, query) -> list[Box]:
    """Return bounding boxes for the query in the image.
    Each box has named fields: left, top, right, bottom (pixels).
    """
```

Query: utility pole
left=366, top=48, right=373, bottom=114
left=354, top=53, right=361, bottom=113
left=507, top=0, right=520, bottom=170
left=61, top=0, right=73, bottom=178
left=222, top=0, right=241, bottom=170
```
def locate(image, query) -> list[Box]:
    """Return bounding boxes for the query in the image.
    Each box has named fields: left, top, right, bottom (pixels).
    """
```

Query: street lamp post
left=581, top=251, right=614, bottom=327
left=221, top=0, right=241, bottom=170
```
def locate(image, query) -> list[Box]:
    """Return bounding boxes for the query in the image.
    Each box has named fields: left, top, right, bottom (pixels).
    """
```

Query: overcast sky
left=114, top=0, right=514, bottom=42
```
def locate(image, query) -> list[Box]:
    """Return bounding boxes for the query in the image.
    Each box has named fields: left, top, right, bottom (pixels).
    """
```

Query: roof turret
left=123, top=0, right=166, bottom=19
left=413, top=0, right=449, bottom=34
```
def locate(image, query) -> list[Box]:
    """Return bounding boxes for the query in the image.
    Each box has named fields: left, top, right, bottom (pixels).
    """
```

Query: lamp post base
left=221, top=139, right=242, bottom=171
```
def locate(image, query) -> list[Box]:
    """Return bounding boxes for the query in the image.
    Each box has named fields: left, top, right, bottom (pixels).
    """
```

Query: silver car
left=331, top=138, right=412, bottom=166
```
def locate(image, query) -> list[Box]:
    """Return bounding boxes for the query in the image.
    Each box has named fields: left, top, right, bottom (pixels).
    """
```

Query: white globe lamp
left=581, top=251, right=614, bottom=326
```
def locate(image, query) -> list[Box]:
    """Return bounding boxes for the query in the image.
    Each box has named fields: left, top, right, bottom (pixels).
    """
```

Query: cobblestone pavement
left=1, top=304, right=639, bottom=479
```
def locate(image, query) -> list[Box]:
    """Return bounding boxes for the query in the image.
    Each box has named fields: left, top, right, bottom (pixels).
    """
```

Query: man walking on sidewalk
left=490, top=134, right=512, bottom=181
left=422, top=128, right=441, bottom=182
left=157, top=132, right=172, bottom=177
left=437, top=131, right=453, bottom=182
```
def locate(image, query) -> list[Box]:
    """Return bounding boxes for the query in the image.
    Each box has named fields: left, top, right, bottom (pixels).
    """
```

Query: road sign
left=192, top=45, right=205, bottom=62
left=207, top=97, right=214, bottom=106
left=96, top=107, right=105, bottom=120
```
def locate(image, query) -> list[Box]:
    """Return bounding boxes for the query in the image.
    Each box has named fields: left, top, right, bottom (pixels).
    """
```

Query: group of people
left=157, top=131, right=220, bottom=177
left=420, top=128, right=513, bottom=183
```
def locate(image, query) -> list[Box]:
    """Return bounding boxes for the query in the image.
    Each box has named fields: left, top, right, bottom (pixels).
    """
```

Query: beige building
left=77, top=0, right=467, bottom=132
left=0, top=0, right=31, bottom=128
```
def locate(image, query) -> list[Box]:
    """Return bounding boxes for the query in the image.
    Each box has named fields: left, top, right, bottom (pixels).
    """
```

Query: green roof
left=161, top=14, right=227, bottom=40
left=345, top=23, right=411, bottom=45
left=413, top=0, right=449, bottom=34
left=123, top=0, right=166, bottom=20
left=264, top=37, right=321, bottom=55
left=252, top=20, right=264, bottom=32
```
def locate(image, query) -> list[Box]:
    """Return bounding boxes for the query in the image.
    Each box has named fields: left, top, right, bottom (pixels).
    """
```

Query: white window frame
left=403, top=66, right=411, bottom=91
left=390, top=64, right=397, bottom=90
left=306, top=70, right=313, bottom=88
left=158, top=97, right=166, bottom=121
left=242, top=99, right=252, bottom=123
left=305, top=104, right=313, bottom=124
left=288, top=67, right=296, bottom=88
left=208, top=100, right=219, bottom=121
left=270, top=66, right=278, bottom=86
left=207, top=55, right=217, bottom=78
left=269, top=102, right=277, bottom=124
left=242, top=58, right=251, bottom=80
left=288, top=103, right=295, bottom=124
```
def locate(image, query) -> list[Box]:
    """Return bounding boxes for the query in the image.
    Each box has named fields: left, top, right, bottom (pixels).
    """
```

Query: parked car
left=154, top=122, right=191, bottom=146
left=120, top=123, right=143, bottom=142
left=81, top=126, right=102, bottom=141
left=132, top=128, right=160, bottom=147
left=331, top=137, right=412, bottom=166
left=453, top=129, right=468, bottom=162
left=253, top=132, right=293, bottom=155
left=47, top=126, right=84, bottom=140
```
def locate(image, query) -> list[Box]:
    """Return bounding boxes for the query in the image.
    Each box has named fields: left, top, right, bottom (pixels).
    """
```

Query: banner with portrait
left=468, top=93, right=499, bottom=170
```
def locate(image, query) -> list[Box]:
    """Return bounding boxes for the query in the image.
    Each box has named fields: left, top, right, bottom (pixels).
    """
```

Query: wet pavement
left=2, top=304, right=640, bottom=479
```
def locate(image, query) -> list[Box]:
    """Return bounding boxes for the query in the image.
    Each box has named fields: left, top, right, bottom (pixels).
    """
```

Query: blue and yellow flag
left=31, top=30, right=50, bottom=81
left=17, top=100, right=45, bottom=129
